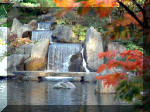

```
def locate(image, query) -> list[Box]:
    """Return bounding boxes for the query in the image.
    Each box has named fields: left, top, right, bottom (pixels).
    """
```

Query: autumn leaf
left=53, top=0, right=80, bottom=7
left=97, top=64, right=106, bottom=73
left=96, top=73, right=126, bottom=86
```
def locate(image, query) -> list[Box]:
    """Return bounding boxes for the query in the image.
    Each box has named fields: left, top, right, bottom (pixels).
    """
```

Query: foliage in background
left=72, top=24, right=87, bottom=41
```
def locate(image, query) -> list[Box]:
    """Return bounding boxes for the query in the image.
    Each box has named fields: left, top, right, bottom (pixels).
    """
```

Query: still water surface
left=5, top=81, right=124, bottom=105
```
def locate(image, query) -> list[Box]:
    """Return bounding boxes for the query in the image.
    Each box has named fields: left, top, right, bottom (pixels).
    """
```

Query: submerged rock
left=53, top=82, right=76, bottom=89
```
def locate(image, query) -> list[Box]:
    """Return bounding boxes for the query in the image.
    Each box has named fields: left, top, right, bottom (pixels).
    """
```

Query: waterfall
left=32, top=22, right=52, bottom=42
left=37, top=22, right=51, bottom=30
left=31, top=30, right=52, bottom=42
left=81, top=48, right=90, bottom=73
left=47, top=43, right=82, bottom=72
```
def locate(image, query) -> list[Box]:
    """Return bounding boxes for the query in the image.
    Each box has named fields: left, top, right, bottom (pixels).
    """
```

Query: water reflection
left=6, top=81, right=124, bottom=105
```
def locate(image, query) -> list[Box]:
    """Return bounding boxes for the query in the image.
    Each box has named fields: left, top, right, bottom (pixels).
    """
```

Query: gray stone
left=7, top=54, right=24, bottom=72
left=108, top=42, right=126, bottom=53
left=69, top=52, right=85, bottom=72
left=15, top=43, right=33, bottom=59
left=19, top=24, right=33, bottom=38
left=11, top=18, right=34, bottom=38
left=53, top=82, right=76, bottom=89
left=84, top=27, right=104, bottom=71
left=11, top=18, right=22, bottom=36
left=31, top=38, right=50, bottom=59
left=52, top=25, right=78, bottom=43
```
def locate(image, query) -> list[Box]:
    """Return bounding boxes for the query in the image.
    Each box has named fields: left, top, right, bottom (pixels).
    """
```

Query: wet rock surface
left=53, top=82, right=76, bottom=89
left=69, top=52, right=85, bottom=72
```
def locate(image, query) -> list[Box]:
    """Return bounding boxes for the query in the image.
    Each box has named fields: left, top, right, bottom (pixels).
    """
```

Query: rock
left=7, top=33, right=17, bottom=43
left=25, top=39, right=50, bottom=71
left=11, top=18, right=22, bottom=35
left=19, top=24, right=33, bottom=38
left=11, top=18, right=34, bottom=38
left=7, top=54, right=24, bottom=72
left=31, top=38, right=50, bottom=59
left=15, top=43, right=33, bottom=59
left=52, top=25, right=78, bottom=43
left=69, top=52, right=85, bottom=72
left=108, top=42, right=126, bottom=53
left=96, top=80, right=116, bottom=94
left=25, top=57, right=47, bottom=71
left=53, top=82, right=76, bottom=89
left=84, top=27, right=104, bottom=71
left=28, top=19, right=38, bottom=30
left=22, top=31, right=32, bottom=39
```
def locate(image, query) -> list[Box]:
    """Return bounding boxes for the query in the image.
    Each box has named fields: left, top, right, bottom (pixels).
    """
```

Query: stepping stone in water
left=53, top=82, right=76, bottom=89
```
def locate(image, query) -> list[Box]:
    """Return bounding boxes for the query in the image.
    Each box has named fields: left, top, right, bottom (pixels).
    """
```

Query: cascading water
left=81, top=48, right=90, bottom=73
left=31, top=30, right=52, bottom=42
left=37, top=22, right=51, bottom=30
left=47, top=43, right=82, bottom=72
left=32, top=22, right=90, bottom=73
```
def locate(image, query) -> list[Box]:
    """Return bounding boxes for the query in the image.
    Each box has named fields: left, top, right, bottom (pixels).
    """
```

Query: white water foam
left=81, top=48, right=90, bottom=73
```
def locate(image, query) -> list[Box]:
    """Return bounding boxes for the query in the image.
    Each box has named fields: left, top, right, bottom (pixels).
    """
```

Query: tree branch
left=117, top=1, right=144, bottom=28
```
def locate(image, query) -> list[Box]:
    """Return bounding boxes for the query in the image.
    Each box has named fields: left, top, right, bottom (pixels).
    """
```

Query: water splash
left=37, top=22, right=51, bottom=30
left=81, top=48, right=90, bottom=73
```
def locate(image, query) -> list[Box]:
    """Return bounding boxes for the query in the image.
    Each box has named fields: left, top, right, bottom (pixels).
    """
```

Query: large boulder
left=53, top=82, right=76, bottom=89
left=11, top=18, right=33, bottom=38
left=24, top=57, right=47, bottom=71
left=69, top=52, right=85, bottom=72
left=84, top=27, right=104, bottom=71
left=7, top=54, right=24, bottom=72
left=52, top=25, right=78, bottom=43
left=25, top=39, right=50, bottom=71
left=11, top=18, right=22, bottom=35
left=31, top=38, right=50, bottom=59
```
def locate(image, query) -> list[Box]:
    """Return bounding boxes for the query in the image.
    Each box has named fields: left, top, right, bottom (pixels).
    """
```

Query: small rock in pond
left=53, top=82, right=76, bottom=89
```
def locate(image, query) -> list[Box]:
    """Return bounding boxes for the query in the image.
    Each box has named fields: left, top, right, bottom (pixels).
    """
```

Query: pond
left=0, top=80, right=126, bottom=105
left=0, top=80, right=132, bottom=112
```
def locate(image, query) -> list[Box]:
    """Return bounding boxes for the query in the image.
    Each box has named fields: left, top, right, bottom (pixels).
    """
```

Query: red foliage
left=96, top=50, right=143, bottom=87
